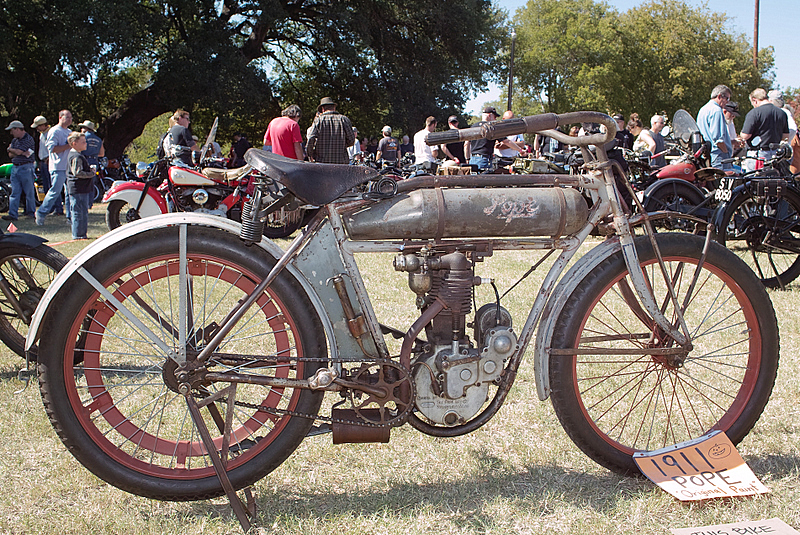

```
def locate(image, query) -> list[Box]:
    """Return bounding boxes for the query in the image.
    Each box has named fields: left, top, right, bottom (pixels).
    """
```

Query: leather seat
left=245, top=149, right=378, bottom=205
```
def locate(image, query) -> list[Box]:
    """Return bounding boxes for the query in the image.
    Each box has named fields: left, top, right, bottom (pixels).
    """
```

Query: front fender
left=709, top=183, right=750, bottom=235
left=103, top=182, right=168, bottom=216
left=25, top=214, right=339, bottom=362
left=643, top=177, right=705, bottom=203
left=534, top=236, right=622, bottom=401
left=0, top=231, right=48, bottom=249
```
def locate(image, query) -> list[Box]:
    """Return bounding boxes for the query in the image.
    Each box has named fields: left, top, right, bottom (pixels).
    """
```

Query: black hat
left=448, top=115, right=459, bottom=124
left=724, top=101, right=740, bottom=117
left=612, top=113, right=625, bottom=121
left=482, top=106, right=499, bottom=116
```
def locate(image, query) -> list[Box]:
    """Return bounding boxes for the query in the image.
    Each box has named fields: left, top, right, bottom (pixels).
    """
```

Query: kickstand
left=185, top=389, right=258, bottom=532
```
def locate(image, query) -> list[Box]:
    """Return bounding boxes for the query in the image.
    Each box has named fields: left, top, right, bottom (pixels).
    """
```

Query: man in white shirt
left=413, top=116, right=438, bottom=165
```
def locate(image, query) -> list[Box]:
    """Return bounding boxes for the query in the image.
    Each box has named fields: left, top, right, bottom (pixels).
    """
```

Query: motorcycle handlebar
left=426, top=111, right=616, bottom=149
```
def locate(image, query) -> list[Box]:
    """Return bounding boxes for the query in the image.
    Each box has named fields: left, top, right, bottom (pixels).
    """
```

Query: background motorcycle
left=0, top=227, right=67, bottom=359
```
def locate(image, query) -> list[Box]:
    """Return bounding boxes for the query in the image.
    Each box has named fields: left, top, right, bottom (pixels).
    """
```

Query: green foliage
left=509, top=0, right=774, bottom=122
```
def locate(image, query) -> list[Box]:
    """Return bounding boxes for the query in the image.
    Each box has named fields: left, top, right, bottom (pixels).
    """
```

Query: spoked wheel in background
left=643, top=181, right=706, bottom=232
left=549, top=233, right=779, bottom=476
left=0, top=244, right=68, bottom=359
left=716, top=187, right=800, bottom=289
left=37, top=225, right=326, bottom=500
left=105, top=199, right=142, bottom=230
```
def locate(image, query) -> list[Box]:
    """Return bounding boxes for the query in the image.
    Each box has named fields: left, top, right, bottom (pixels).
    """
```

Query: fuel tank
left=343, top=187, right=588, bottom=240
left=169, top=167, right=217, bottom=186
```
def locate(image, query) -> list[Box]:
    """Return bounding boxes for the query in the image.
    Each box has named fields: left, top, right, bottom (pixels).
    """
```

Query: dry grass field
left=0, top=206, right=798, bottom=534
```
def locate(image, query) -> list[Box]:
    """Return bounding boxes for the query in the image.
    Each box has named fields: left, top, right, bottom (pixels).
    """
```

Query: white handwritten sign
left=670, top=518, right=800, bottom=535
left=633, top=430, right=769, bottom=501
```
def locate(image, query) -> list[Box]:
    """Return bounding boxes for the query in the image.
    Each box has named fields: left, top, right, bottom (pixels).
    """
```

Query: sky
left=465, top=0, right=798, bottom=115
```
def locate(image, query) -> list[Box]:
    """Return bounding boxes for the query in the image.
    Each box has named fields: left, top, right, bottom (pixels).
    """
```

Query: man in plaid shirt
left=4, top=120, right=37, bottom=220
left=306, top=97, right=355, bottom=164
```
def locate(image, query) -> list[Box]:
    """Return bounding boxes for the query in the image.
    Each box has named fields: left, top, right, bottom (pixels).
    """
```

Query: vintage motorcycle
left=27, top=111, right=779, bottom=531
left=0, top=228, right=67, bottom=359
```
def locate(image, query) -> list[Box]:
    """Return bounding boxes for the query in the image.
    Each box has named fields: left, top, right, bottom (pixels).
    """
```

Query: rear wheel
left=549, top=234, right=778, bottom=475
left=716, top=187, right=800, bottom=288
left=37, top=225, right=326, bottom=500
left=643, top=181, right=706, bottom=231
left=0, top=244, right=68, bottom=359
left=262, top=206, right=305, bottom=239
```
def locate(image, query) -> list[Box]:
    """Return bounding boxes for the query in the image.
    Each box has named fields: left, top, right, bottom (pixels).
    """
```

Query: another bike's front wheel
left=37, top=225, right=326, bottom=500
left=716, top=186, right=800, bottom=289
left=105, top=199, right=142, bottom=230
left=549, top=233, right=779, bottom=475
left=0, top=244, right=68, bottom=359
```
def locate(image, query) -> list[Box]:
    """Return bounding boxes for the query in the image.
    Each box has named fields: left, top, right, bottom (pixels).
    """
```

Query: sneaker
left=2, top=215, right=18, bottom=221
left=35, top=212, right=45, bottom=226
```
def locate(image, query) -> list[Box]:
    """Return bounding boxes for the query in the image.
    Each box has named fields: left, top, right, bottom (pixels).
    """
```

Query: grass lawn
left=0, top=207, right=798, bottom=534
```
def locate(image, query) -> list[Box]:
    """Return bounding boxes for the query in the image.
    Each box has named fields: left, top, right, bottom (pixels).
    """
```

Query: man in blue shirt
left=696, top=84, right=732, bottom=169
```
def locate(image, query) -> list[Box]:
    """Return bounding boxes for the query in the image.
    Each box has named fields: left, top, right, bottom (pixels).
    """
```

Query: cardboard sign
left=670, top=518, right=800, bottom=535
left=633, top=430, right=769, bottom=501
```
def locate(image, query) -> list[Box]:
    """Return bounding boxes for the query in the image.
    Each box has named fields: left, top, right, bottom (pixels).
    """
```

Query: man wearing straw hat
left=78, top=119, right=104, bottom=166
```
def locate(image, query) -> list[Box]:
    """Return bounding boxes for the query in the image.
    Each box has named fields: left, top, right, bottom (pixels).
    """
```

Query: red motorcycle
left=103, top=119, right=308, bottom=238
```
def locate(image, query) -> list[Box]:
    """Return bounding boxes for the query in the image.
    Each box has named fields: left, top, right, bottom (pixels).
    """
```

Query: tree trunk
left=100, top=83, right=171, bottom=159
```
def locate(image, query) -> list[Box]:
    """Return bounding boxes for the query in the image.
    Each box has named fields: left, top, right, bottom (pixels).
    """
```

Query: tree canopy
left=1, top=0, right=505, bottom=157
left=509, top=0, right=776, bottom=123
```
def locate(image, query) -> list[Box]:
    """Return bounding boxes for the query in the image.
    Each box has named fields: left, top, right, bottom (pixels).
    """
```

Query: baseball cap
left=382, top=125, right=392, bottom=135
left=31, top=115, right=47, bottom=128
left=483, top=106, right=499, bottom=116
left=612, top=113, right=624, bottom=121
left=724, top=101, right=740, bottom=117
left=5, top=120, right=24, bottom=130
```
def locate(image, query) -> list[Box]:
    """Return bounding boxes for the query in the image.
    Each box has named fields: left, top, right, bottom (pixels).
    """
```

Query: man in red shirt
left=263, top=104, right=304, bottom=160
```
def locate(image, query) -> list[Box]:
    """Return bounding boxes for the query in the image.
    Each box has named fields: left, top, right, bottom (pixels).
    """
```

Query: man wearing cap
left=31, top=115, right=51, bottom=199
left=696, top=84, right=733, bottom=170
left=4, top=121, right=37, bottom=220
left=441, top=116, right=466, bottom=164
left=740, top=88, right=789, bottom=171
left=37, top=109, right=73, bottom=224
left=466, top=106, right=501, bottom=170
left=78, top=120, right=105, bottom=166
left=376, top=126, right=399, bottom=164
left=306, top=97, right=355, bottom=164
left=414, top=116, right=438, bottom=166
left=722, top=101, right=743, bottom=153
left=612, top=113, right=633, bottom=150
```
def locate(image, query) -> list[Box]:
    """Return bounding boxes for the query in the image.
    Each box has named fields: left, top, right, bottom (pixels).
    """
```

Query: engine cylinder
left=343, top=187, right=588, bottom=240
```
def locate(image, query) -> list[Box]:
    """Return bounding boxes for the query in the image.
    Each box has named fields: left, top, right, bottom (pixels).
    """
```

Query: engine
left=395, top=250, right=517, bottom=426
left=174, top=186, right=232, bottom=215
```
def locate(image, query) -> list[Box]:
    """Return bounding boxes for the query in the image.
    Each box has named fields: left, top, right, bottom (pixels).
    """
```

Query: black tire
left=37, top=225, right=326, bottom=500
left=105, top=199, right=141, bottom=230
left=549, top=233, right=779, bottom=476
left=0, top=244, right=68, bottom=359
left=716, top=186, right=800, bottom=289
left=93, top=180, right=105, bottom=204
left=262, top=206, right=305, bottom=239
left=643, top=181, right=706, bottom=231
left=0, top=183, right=10, bottom=213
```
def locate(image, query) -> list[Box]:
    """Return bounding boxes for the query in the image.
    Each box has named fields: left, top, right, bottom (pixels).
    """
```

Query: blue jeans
left=69, top=192, right=91, bottom=239
left=9, top=163, right=37, bottom=218
left=469, top=154, right=491, bottom=170
left=38, top=169, right=68, bottom=219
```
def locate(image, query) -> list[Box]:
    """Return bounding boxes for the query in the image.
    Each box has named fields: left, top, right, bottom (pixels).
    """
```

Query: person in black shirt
left=441, top=115, right=466, bottom=164
left=230, top=132, right=252, bottom=167
left=163, top=110, right=198, bottom=165
left=466, top=107, right=500, bottom=170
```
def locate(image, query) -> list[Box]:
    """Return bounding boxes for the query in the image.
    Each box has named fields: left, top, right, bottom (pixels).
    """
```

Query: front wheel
left=716, top=187, right=800, bottom=289
left=37, top=225, right=326, bottom=500
left=106, top=199, right=142, bottom=230
left=549, top=233, right=779, bottom=475
left=0, top=244, right=68, bottom=359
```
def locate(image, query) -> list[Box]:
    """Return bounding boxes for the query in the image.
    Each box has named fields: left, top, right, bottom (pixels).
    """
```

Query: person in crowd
left=768, top=90, right=797, bottom=141
left=376, top=126, right=400, bottom=164
left=723, top=101, right=743, bottom=153
left=465, top=106, right=500, bottom=170
left=31, top=115, right=50, bottom=200
left=400, top=135, right=413, bottom=156
left=78, top=120, right=104, bottom=166
left=36, top=109, right=73, bottom=225
left=263, top=104, right=304, bottom=160
left=740, top=88, right=789, bottom=170
left=65, top=132, right=95, bottom=240
left=612, top=113, right=634, bottom=150
left=347, top=127, right=361, bottom=160
left=229, top=132, right=251, bottom=167
left=157, top=116, right=176, bottom=159
left=164, top=110, right=199, bottom=166
left=365, top=137, right=378, bottom=155
left=441, top=115, right=466, bottom=164
left=696, top=84, right=733, bottom=169
left=494, top=110, right=526, bottom=160
left=628, top=113, right=659, bottom=166
left=648, top=114, right=667, bottom=167
left=4, top=120, right=37, bottom=221
left=413, top=116, right=438, bottom=167
left=306, top=97, right=355, bottom=164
